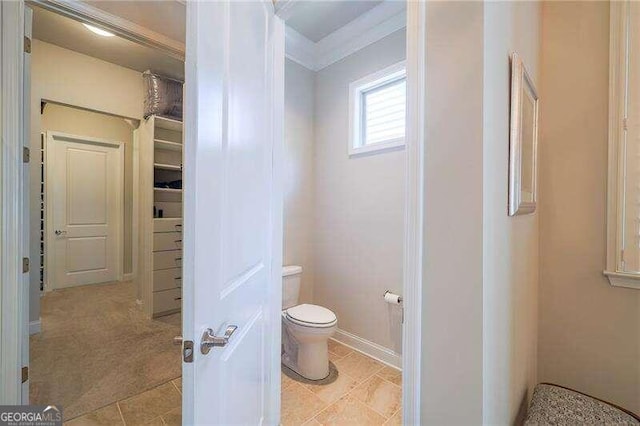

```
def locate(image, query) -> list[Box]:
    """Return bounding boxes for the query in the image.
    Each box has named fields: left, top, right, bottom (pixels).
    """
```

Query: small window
left=349, top=61, right=406, bottom=156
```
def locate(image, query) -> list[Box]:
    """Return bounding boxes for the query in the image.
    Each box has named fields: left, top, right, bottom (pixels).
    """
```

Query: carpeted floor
left=30, top=280, right=181, bottom=420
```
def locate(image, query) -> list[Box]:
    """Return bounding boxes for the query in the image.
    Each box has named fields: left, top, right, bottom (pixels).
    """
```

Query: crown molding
left=285, top=25, right=317, bottom=71
left=284, top=1, right=406, bottom=72
left=27, top=0, right=185, bottom=60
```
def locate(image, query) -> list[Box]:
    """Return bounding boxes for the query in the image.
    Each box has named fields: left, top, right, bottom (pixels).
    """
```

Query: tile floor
left=281, top=340, right=402, bottom=426
left=64, top=378, right=182, bottom=426
left=65, top=340, right=402, bottom=426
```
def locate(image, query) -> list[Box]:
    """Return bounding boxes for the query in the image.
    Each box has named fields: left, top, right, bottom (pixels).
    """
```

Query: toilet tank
left=282, top=265, right=302, bottom=309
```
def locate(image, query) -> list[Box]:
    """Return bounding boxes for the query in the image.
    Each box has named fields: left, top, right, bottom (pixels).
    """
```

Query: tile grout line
left=289, top=342, right=397, bottom=424
left=308, top=370, right=381, bottom=423
left=386, top=407, right=402, bottom=424
left=171, top=378, right=182, bottom=394
left=116, top=401, right=127, bottom=426
left=316, top=364, right=395, bottom=422
left=374, top=372, right=403, bottom=390
left=293, top=382, right=335, bottom=424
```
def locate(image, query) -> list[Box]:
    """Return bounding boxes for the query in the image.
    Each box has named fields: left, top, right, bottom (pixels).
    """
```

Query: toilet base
left=281, top=317, right=336, bottom=381
left=281, top=346, right=331, bottom=381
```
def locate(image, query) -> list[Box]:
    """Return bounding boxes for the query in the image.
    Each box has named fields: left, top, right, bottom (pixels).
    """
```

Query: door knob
left=54, top=230, right=67, bottom=236
left=201, top=325, right=238, bottom=354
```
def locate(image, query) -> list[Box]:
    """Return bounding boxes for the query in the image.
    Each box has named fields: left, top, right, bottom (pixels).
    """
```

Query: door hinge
left=23, top=147, right=30, bottom=163
left=21, top=366, right=28, bottom=383
left=22, top=257, right=30, bottom=273
left=24, top=36, right=31, bottom=54
left=623, top=117, right=628, bottom=131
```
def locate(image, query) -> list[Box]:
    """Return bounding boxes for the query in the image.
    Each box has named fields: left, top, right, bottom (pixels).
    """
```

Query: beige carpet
left=30, top=281, right=181, bottom=420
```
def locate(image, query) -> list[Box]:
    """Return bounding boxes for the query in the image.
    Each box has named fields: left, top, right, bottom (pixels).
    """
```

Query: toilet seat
left=285, top=304, right=337, bottom=328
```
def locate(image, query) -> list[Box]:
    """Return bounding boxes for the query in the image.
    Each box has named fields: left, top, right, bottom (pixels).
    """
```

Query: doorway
left=25, top=4, right=185, bottom=422
left=279, top=2, right=406, bottom=424
left=2, top=1, right=425, bottom=423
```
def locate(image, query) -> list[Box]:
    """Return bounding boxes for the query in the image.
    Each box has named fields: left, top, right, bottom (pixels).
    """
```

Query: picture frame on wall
left=509, top=52, right=539, bottom=216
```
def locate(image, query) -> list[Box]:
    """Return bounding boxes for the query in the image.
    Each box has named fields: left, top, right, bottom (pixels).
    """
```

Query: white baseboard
left=29, top=319, right=41, bottom=335
left=122, top=273, right=134, bottom=282
left=331, top=328, right=402, bottom=369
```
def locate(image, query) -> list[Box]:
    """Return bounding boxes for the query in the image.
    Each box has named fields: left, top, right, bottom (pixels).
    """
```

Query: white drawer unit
left=153, top=250, right=182, bottom=270
left=153, top=218, right=182, bottom=233
left=153, top=288, right=182, bottom=316
left=153, top=268, right=182, bottom=291
left=138, top=115, right=184, bottom=318
left=153, top=232, right=182, bottom=252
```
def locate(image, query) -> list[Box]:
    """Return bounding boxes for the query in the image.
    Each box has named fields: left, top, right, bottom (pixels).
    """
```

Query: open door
left=182, top=1, right=283, bottom=424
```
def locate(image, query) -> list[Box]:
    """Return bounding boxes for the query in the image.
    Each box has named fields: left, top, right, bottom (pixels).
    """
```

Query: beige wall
left=483, top=1, right=540, bottom=424
left=421, top=2, right=484, bottom=423
left=284, top=59, right=315, bottom=304
left=313, top=30, right=406, bottom=355
left=30, top=40, right=143, bottom=323
left=41, top=103, right=135, bottom=277
left=539, top=1, right=640, bottom=413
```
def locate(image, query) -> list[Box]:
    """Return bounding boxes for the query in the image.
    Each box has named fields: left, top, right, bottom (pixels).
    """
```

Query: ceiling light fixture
left=83, top=23, right=115, bottom=37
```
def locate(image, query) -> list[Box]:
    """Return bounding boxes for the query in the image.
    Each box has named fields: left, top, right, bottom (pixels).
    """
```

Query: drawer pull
left=175, top=239, right=183, bottom=243
left=175, top=277, right=182, bottom=280
left=175, top=257, right=182, bottom=262
left=175, top=224, right=182, bottom=229
left=174, top=297, right=182, bottom=301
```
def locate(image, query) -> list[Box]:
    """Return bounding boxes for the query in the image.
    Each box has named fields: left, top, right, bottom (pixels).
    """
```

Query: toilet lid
left=286, top=304, right=336, bottom=326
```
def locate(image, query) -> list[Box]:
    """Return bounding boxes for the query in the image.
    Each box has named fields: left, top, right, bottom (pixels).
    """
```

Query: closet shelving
left=137, top=115, right=184, bottom=318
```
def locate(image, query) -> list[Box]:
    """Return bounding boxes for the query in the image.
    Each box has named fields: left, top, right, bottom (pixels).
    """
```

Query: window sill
left=603, top=270, right=640, bottom=289
left=349, top=139, right=405, bottom=157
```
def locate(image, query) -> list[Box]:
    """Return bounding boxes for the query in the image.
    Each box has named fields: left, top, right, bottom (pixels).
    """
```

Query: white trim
left=604, top=270, right=640, bottom=290
left=268, top=13, right=285, bottom=426
left=348, top=61, right=406, bottom=157
left=44, top=131, right=124, bottom=290
left=606, top=1, right=631, bottom=285
left=21, top=5, right=32, bottom=404
left=28, top=320, right=41, bottom=335
left=402, top=1, right=426, bottom=423
left=122, top=273, right=134, bottom=282
left=273, top=0, right=299, bottom=21
left=1, top=0, right=26, bottom=404
left=284, top=26, right=316, bottom=71
left=315, top=3, right=406, bottom=71
left=282, top=1, right=406, bottom=72
left=131, top=126, right=140, bottom=284
left=27, top=0, right=185, bottom=60
left=331, top=330, right=401, bottom=369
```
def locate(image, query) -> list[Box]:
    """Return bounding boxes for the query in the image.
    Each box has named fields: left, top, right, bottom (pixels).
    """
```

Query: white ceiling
left=32, top=5, right=184, bottom=80
left=83, top=1, right=186, bottom=44
left=286, top=1, right=383, bottom=42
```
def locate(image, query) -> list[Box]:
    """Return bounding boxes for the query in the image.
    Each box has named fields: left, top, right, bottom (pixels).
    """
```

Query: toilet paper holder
left=383, top=290, right=403, bottom=304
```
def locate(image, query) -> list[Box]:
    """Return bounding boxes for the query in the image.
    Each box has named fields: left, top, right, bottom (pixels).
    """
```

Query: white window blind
left=362, top=78, right=406, bottom=146
left=349, top=61, right=406, bottom=156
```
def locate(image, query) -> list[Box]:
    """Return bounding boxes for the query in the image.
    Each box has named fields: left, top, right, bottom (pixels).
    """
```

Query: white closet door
left=48, top=132, right=123, bottom=289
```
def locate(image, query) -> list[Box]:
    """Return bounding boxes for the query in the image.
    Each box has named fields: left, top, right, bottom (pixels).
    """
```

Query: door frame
left=1, top=1, right=427, bottom=421
left=44, top=130, right=125, bottom=290
left=274, top=1, right=425, bottom=422
left=1, top=0, right=28, bottom=405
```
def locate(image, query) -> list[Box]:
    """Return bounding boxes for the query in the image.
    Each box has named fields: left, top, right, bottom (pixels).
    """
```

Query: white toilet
left=282, top=265, right=337, bottom=380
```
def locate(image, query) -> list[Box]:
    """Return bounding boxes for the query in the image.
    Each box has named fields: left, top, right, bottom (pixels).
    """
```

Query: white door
left=182, top=1, right=283, bottom=425
left=47, top=132, right=123, bottom=289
